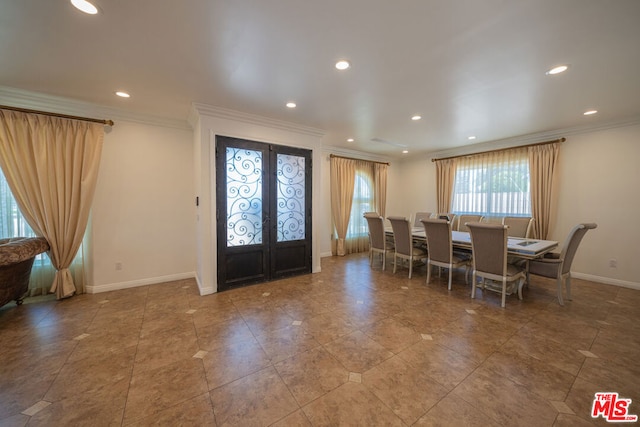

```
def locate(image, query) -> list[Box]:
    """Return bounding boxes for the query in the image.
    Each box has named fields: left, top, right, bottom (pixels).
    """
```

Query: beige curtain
left=528, top=143, right=560, bottom=239
left=330, top=157, right=356, bottom=256
left=435, top=158, right=456, bottom=213
left=0, top=110, right=104, bottom=299
left=373, top=163, right=388, bottom=217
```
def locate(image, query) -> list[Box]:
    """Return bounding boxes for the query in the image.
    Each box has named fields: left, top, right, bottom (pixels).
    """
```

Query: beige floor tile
left=274, top=346, right=349, bottom=405
left=480, top=349, right=576, bottom=401
left=270, top=409, right=311, bottom=426
left=397, top=340, right=478, bottom=390
left=201, top=337, right=272, bottom=390
left=362, top=355, right=449, bottom=425
left=300, top=312, right=358, bottom=344
left=452, top=366, right=559, bottom=426
left=414, top=394, right=501, bottom=426
left=125, top=393, right=215, bottom=427
left=254, top=324, right=321, bottom=363
left=323, top=330, right=394, bottom=373
left=362, top=317, right=422, bottom=353
left=123, top=358, right=209, bottom=424
left=301, top=381, right=404, bottom=426
left=209, top=366, right=298, bottom=426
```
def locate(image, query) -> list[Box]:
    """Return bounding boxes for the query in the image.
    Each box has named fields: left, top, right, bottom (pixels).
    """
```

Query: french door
left=215, top=135, right=312, bottom=291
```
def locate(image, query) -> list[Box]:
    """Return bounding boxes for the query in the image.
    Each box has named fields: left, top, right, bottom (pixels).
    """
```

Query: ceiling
left=1, top=0, right=639, bottom=156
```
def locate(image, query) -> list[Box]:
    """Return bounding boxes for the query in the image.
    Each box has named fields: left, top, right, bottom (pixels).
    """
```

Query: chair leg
left=426, top=262, right=431, bottom=284
left=447, top=268, right=452, bottom=291
left=393, top=254, right=397, bottom=274
left=501, top=279, right=507, bottom=308
left=369, top=250, right=373, bottom=266
left=409, top=258, right=413, bottom=279
left=517, top=277, right=525, bottom=300
left=382, top=252, right=386, bottom=271
left=556, top=276, right=564, bottom=306
left=471, top=272, right=477, bottom=299
left=565, top=274, right=572, bottom=301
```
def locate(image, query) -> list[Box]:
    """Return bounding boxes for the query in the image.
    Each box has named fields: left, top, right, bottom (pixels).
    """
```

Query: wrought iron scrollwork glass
left=276, top=154, right=305, bottom=242
left=226, top=147, right=262, bottom=246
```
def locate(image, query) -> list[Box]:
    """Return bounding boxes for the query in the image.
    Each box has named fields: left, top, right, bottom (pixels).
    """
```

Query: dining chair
left=388, top=216, right=427, bottom=278
left=467, top=222, right=527, bottom=308
left=527, top=223, right=597, bottom=305
left=363, top=212, right=394, bottom=270
left=455, top=214, right=484, bottom=232
left=502, top=216, right=534, bottom=238
left=421, top=218, right=470, bottom=290
left=413, top=212, right=432, bottom=228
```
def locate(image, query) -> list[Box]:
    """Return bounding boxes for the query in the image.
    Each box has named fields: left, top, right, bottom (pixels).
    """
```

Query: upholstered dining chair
left=363, top=212, right=394, bottom=270
left=467, top=222, right=527, bottom=308
left=413, top=212, right=432, bottom=228
left=388, top=216, right=427, bottom=278
left=455, top=214, right=484, bottom=232
left=502, top=216, right=534, bottom=238
left=527, top=223, right=597, bottom=305
left=421, top=218, right=470, bottom=290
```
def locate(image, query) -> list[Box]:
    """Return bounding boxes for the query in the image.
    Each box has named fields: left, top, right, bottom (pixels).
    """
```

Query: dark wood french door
left=215, top=135, right=312, bottom=291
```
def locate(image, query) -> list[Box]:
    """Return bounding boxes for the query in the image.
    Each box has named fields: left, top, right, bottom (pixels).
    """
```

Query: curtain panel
left=0, top=110, right=104, bottom=298
left=528, top=143, right=560, bottom=239
left=330, top=157, right=389, bottom=256
left=330, top=157, right=356, bottom=256
left=435, top=158, right=456, bottom=214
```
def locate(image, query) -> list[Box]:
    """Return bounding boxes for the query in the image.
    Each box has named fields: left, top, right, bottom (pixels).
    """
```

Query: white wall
left=88, top=120, right=196, bottom=292
left=553, top=124, right=640, bottom=286
left=389, top=123, right=640, bottom=288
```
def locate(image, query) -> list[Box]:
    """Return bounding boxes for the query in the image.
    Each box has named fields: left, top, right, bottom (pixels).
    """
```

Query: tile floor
left=1, top=253, right=639, bottom=426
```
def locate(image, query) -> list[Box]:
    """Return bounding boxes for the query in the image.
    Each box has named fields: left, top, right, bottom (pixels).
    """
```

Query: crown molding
left=0, top=86, right=190, bottom=130
left=427, top=115, right=640, bottom=160
left=321, top=145, right=394, bottom=164
left=191, top=102, right=325, bottom=138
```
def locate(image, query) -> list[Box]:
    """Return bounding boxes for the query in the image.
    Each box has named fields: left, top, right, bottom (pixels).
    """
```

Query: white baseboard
left=320, top=251, right=333, bottom=258
left=85, top=272, right=196, bottom=294
left=572, top=272, right=640, bottom=291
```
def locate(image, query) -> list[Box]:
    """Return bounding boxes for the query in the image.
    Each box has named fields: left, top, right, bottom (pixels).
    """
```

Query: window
left=452, top=148, right=531, bottom=217
left=0, top=169, right=54, bottom=293
left=347, top=171, right=374, bottom=238
left=0, top=171, right=42, bottom=240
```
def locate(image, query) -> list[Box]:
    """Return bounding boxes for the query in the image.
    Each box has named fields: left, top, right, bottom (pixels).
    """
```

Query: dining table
left=385, top=227, right=558, bottom=260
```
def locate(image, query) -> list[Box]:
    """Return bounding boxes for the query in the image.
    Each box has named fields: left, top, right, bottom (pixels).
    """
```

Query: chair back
left=560, top=223, right=597, bottom=274
left=503, top=216, right=533, bottom=238
left=388, top=216, right=412, bottom=256
left=413, top=212, right=432, bottom=227
left=456, top=214, right=483, bottom=232
left=467, top=222, right=507, bottom=276
left=421, top=218, right=452, bottom=264
left=364, top=213, right=386, bottom=251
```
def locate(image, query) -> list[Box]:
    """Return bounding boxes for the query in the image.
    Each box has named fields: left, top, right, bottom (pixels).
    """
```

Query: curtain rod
left=431, top=137, right=565, bottom=162
left=329, top=154, right=390, bottom=166
left=0, top=105, right=114, bottom=127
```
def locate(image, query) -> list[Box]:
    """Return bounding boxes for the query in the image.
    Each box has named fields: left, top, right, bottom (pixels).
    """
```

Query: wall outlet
left=608, top=259, right=617, bottom=268
left=115, top=262, right=123, bottom=271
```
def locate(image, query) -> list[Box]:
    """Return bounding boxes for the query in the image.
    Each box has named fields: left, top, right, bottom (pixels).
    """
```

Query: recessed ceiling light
left=411, top=115, right=422, bottom=121
left=335, top=60, right=351, bottom=70
left=70, top=0, right=98, bottom=14
left=546, top=65, right=569, bottom=75
left=286, top=102, right=297, bottom=108
left=115, top=91, right=130, bottom=98
left=402, top=150, right=409, bottom=154
left=468, top=136, right=476, bottom=140
left=583, top=110, right=598, bottom=115
left=347, top=138, right=354, bottom=142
